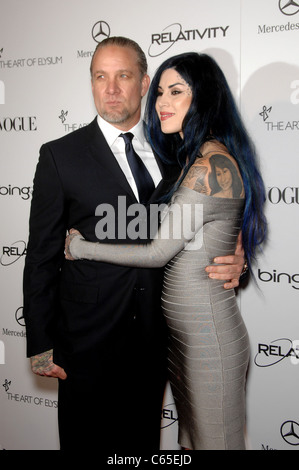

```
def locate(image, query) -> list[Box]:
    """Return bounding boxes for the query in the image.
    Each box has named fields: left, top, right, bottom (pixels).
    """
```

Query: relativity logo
left=0, top=240, right=27, bottom=266
left=254, top=338, right=299, bottom=367
left=148, top=23, right=229, bottom=57
left=161, top=402, right=178, bottom=429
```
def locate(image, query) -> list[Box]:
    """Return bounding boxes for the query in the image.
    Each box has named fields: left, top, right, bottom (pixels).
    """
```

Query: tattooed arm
left=181, top=153, right=244, bottom=199
left=65, top=151, right=246, bottom=288
left=181, top=152, right=245, bottom=288
left=30, top=349, right=67, bottom=380
left=182, top=165, right=210, bottom=194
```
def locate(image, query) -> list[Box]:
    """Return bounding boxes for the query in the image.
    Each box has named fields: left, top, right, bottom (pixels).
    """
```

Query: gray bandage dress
left=69, top=186, right=250, bottom=450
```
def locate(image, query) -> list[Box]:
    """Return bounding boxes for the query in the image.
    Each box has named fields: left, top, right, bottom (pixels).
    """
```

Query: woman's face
left=155, top=68, right=192, bottom=138
left=215, top=166, right=233, bottom=191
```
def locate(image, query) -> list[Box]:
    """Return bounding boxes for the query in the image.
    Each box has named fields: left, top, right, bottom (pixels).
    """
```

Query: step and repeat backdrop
left=0, top=0, right=298, bottom=450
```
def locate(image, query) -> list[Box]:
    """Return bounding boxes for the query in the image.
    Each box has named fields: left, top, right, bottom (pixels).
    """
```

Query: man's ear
left=141, top=74, right=150, bottom=97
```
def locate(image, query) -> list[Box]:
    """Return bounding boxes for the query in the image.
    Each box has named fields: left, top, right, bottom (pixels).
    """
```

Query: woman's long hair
left=144, top=52, right=267, bottom=269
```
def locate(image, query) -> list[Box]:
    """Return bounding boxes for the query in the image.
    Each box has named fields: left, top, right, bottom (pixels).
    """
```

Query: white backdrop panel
left=0, top=0, right=298, bottom=451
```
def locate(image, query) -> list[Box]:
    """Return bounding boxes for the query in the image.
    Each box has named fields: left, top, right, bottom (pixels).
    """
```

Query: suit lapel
left=85, top=118, right=137, bottom=201
left=85, top=117, right=180, bottom=205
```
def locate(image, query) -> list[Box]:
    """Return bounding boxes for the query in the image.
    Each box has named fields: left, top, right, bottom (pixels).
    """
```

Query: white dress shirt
left=97, top=115, right=162, bottom=201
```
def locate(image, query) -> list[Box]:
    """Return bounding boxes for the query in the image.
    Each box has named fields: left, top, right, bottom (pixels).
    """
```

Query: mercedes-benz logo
left=15, top=306, right=25, bottom=327
left=280, top=421, right=299, bottom=445
left=92, top=21, right=111, bottom=43
left=279, top=0, right=299, bottom=16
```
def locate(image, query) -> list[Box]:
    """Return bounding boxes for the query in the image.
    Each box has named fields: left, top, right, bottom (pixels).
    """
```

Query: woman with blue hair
left=65, top=52, right=267, bottom=449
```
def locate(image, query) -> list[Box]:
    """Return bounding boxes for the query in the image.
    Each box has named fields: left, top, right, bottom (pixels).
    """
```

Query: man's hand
left=205, top=232, right=245, bottom=289
left=30, top=349, right=67, bottom=380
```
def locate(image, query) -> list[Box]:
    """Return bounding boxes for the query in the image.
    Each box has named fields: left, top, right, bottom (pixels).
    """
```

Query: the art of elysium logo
left=258, top=80, right=299, bottom=131
left=0, top=48, right=62, bottom=70
left=279, top=0, right=299, bottom=16
left=58, top=108, right=88, bottom=133
left=259, top=105, right=299, bottom=131
left=148, top=23, right=229, bottom=57
left=2, top=379, right=58, bottom=409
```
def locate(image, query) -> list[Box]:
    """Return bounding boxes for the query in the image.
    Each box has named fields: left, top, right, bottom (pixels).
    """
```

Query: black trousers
left=58, top=320, right=167, bottom=452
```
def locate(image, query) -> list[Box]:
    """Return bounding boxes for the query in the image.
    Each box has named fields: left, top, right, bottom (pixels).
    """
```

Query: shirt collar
left=97, top=115, right=146, bottom=147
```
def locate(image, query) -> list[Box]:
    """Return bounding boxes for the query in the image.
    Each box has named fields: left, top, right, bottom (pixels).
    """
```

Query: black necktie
left=120, top=132, right=155, bottom=204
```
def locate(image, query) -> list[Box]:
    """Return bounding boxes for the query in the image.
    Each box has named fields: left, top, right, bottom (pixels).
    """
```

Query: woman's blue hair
left=144, top=52, right=267, bottom=269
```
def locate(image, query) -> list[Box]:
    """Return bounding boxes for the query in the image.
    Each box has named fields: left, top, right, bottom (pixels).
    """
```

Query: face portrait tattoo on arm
left=181, top=152, right=244, bottom=199
left=208, top=154, right=244, bottom=199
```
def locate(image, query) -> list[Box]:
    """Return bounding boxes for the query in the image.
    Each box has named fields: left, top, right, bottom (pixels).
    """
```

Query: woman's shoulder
left=181, top=141, right=244, bottom=198
left=200, top=140, right=237, bottom=166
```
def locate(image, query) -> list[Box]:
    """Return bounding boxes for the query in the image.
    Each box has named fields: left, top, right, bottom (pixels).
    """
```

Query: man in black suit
left=23, top=37, right=245, bottom=451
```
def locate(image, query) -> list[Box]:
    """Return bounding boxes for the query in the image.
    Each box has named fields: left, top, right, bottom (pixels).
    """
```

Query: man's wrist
left=240, top=259, right=249, bottom=278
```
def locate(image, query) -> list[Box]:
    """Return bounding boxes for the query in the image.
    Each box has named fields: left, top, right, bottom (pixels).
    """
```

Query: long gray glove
left=68, top=186, right=203, bottom=268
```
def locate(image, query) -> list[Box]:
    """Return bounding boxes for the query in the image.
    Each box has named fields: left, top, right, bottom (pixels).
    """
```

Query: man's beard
left=101, top=108, right=131, bottom=125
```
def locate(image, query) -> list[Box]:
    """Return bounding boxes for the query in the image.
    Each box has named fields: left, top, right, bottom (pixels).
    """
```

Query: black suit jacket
left=23, top=117, right=179, bottom=378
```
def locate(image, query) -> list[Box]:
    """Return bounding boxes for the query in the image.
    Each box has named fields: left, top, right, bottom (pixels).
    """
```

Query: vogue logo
left=0, top=116, right=37, bottom=132
left=268, top=186, right=299, bottom=204
left=148, top=23, right=229, bottom=57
